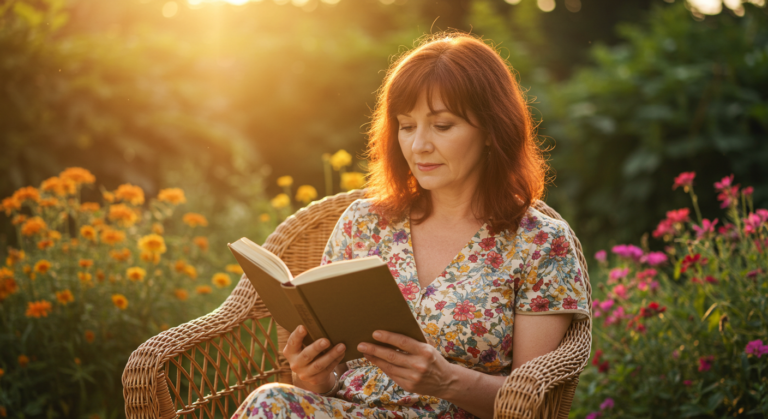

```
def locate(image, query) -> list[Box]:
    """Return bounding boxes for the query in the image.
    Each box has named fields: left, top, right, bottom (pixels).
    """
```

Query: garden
left=1, top=0, right=767, bottom=417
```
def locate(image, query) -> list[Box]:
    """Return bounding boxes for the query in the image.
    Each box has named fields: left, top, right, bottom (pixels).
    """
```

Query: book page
left=231, top=238, right=293, bottom=283
left=291, top=256, right=384, bottom=286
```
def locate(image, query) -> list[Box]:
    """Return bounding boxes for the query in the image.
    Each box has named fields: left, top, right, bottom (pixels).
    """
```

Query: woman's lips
left=417, top=163, right=442, bottom=172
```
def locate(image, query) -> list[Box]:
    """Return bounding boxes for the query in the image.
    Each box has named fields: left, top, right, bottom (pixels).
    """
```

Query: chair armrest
left=493, top=319, right=592, bottom=419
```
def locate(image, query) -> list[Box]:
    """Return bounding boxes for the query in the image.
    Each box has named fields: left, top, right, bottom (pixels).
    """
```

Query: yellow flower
left=362, top=379, right=376, bottom=396
left=127, top=267, right=147, bottom=282
left=184, top=265, right=198, bottom=279
left=34, top=260, right=52, bottom=274
left=300, top=400, right=316, bottom=416
left=112, top=294, right=129, bottom=309
left=108, top=204, right=138, bottom=227
left=151, top=222, right=164, bottom=235
left=114, top=183, right=145, bottom=205
left=295, top=185, right=318, bottom=204
left=36, top=239, right=54, bottom=250
left=182, top=213, right=208, bottom=228
left=59, top=167, right=95, bottom=185
left=102, top=191, right=114, bottom=203
left=193, top=236, right=209, bottom=252
left=330, top=149, right=352, bottom=170
left=138, top=234, right=167, bottom=255
left=225, top=264, right=244, bottom=275
left=12, top=186, right=40, bottom=204
left=340, top=172, right=366, bottom=191
left=80, top=202, right=100, bottom=212
left=445, top=332, right=458, bottom=341
left=100, top=228, right=126, bottom=245
left=84, top=330, right=95, bottom=343
left=56, top=290, right=74, bottom=305
left=270, top=193, right=290, bottom=209
left=174, top=289, right=189, bottom=301
left=212, top=273, right=231, bottom=288
left=555, top=285, right=567, bottom=296
left=196, top=285, right=212, bottom=294
left=79, top=225, right=97, bottom=242
left=140, top=251, right=160, bottom=264
left=18, top=354, right=29, bottom=367
left=277, top=176, right=294, bottom=187
left=25, top=300, right=52, bottom=318
left=424, top=323, right=440, bottom=335
left=259, top=213, right=270, bottom=222
left=158, top=188, right=186, bottom=205
left=47, top=230, right=61, bottom=241
left=20, top=216, right=47, bottom=236
left=109, top=248, right=131, bottom=262
left=78, top=259, right=94, bottom=268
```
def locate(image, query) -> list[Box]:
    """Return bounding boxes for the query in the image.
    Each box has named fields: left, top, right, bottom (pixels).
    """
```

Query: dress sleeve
left=515, top=218, right=590, bottom=321
left=319, top=199, right=360, bottom=266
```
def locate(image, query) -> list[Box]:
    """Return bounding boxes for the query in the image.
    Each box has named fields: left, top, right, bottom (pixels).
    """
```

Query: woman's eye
left=399, top=126, right=414, bottom=131
left=435, top=125, right=452, bottom=131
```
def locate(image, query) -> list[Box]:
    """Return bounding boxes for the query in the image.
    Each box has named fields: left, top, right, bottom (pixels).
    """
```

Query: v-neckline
left=403, top=211, right=488, bottom=292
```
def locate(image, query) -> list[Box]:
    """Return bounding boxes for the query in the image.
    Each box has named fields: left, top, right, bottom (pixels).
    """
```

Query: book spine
left=282, top=286, right=329, bottom=345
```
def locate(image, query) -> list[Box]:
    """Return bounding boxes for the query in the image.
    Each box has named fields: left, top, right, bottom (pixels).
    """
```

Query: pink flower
left=612, top=244, right=643, bottom=260
left=599, top=398, right=615, bottom=410
left=398, top=282, right=419, bottom=301
left=714, top=174, right=734, bottom=191
left=680, top=253, right=707, bottom=273
left=692, top=218, right=719, bottom=238
left=609, top=267, right=630, bottom=282
left=586, top=412, right=602, bottom=419
left=653, top=219, right=674, bottom=238
left=594, top=249, right=607, bottom=263
left=642, top=251, right=668, bottom=266
left=666, top=208, right=690, bottom=224
left=604, top=306, right=628, bottom=326
left=743, top=186, right=754, bottom=196
left=745, top=340, right=768, bottom=357
left=715, top=176, right=740, bottom=208
left=683, top=380, right=692, bottom=386
left=453, top=300, right=476, bottom=321
left=757, top=209, right=768, bottom=223
left=698, top=355, right=714, bottom=372
left=612, top=284, right=628, bottom=299
left=563, top=296, right=578, bottom=310
left=673, top=172, right=695, bottom=190
left=672, top=349, right=679, bottom=359
left=485, top=251, right=504, bottom=269
left=744, top=213, right=763, bottom=235
left=599, top=300, right=615, bottom=312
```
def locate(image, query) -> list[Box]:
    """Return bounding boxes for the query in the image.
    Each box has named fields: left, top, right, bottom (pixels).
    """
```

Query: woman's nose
left=411, top=127, right=433, bottom=154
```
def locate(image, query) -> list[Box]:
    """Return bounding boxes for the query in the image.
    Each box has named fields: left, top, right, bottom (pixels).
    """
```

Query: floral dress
left=231, top=198, right=590, bottom=419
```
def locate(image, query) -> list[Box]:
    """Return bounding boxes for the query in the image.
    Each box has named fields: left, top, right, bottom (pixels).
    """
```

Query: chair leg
left=556, top=378, right=578, bottom=419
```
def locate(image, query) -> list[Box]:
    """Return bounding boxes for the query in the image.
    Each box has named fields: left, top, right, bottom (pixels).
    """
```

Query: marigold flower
left=184, top=265, right=198, bottom=279
left=108, top=204, right=138, bottom=227
left=173, top=260, right=187, bottom=273
left=196, top=285, right=212, bottom=294
left=112, top=294, right=129, bottom=309
left=182, top=213, right=208, bottom=228
left=41, top=176, right=76, bottom=196
left=103, top=191, right=115, bottom=203
left=80, top=202, right=100, bottom=212
left=295, top=185, right=318, bottom=204
left=114, top=183, right=145, bottom=205
left=109, top=248, right=131, bottom=262
left=56, top=290, right=75, bottom=305
left=140, top=251, right=160, bottom=264
left=34, top=260, right=52, bottom=274
left=39, top=198, right=59, bottom=208
left=13, top=186, right=40, bottom=204
left=151, top=222, right=164, bottom=235
left=277, top=176, right=294, bottom=187
left=2, top=196, right=21, bottom=215
left=340, top=172, right=366, bottom=191
left=96, top=269, right=105, bottom=282
left=84, top=330, right=95, bottom=343
left=330, top=149, right=352, bottom=170
left=18, top=354, right=30, bottom=367
left=127, top=267, right=147, bottom=282
left=225, top=264, right=244, bottom=275
left=5, top=249, right=25, bottom=267
left=37, top=239, right=54, bottom=250
left=270, top=194, right=290, bottom=209
left=212, top=273, right=231, bottom=288
left=193, top=236, right=209, bottom=252
left=11, top=214, right=27, bottom=225
left=0, top=276, right=19, bottom=301
left=59, top=167, right=95, bottom=185
left=25, top=300, right=53, bottom=318
left=259, top=213, right=270, bottom=222
left=78, top=259, right=93, bottom=268
left=174, top=289, right=189, bottom=301
left=79, top=225, right=97, bottom=242
left=138, top=234, right=166, bottom=255
left=158, top=188, right=186, bottom=205
left=101, top=228, right=126, bottom=245
left=78, top=272, right=93, bottom=285
left=47, top=230, right=61, bottom=241
left=21, top=216, right=47, bottom=236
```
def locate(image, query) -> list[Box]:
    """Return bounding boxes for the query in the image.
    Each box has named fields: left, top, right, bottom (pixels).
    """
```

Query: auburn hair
left=364, top=31, right=552, bottom=234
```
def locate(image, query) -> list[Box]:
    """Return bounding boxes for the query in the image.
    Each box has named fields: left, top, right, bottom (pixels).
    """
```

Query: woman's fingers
left=283, top=325, right=306, bottom=357
left=310, top=343, right=346, bottom=374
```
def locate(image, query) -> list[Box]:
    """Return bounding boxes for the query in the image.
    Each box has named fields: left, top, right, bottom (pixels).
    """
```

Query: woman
left=232, top=32, right=590, bottom=419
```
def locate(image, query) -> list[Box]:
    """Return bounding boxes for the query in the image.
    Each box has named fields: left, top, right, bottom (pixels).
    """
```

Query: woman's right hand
left=284, top=325, right=346, bottom=393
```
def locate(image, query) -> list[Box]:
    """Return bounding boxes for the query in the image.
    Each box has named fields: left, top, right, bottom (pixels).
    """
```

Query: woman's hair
left=364, top=31, right=551, bottom=234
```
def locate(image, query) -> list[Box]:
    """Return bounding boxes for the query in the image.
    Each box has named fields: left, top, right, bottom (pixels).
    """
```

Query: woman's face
left=397, top=90, right=488, bottom=194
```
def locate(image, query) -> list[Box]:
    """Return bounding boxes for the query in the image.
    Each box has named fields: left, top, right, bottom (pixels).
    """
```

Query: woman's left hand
left=357, top=330, right=457, bottom=398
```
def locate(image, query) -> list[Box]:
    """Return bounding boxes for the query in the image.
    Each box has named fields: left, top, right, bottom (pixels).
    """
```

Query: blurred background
left=1, top=0, right=767, bottom=266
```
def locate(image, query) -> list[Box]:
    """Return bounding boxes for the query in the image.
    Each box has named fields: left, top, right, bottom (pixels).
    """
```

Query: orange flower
left=0, top=275, right=19, bottom=301
left=80, top=202, right=100, bottom=212
left=47, top=230, right=61, bottom=241
left=109, top=248, right=131, bottom=262
left=259, top=213, right=270, bottom=223
left=193, top=236, right=209, bottom=252
left=37, top=239, right=54, bottom=250
left=114, top=183, right=145, bottom=205
left=225, top=264, right=244, bottom=275
left=25, top=300, right=52, bottom=318
left=196, top=285, right=212, bottom=295
left=174, top=289, right=189, bottom=301
left=212, top=273, right=231, bottom=288
left=100, top=228, right=125, bottom=245
left=96, top=269, right=105, bottom=282
left=13, top=186, right=40, bottom=204
left=33, top=260, right=52, bottom=274
left=183, top=213, right=208, bottom=228
left=138, top=234, right=167, bottom=255
left=140, top=251, right=160, bottom=264
left=126, top=267, right=146, bottom=282
left=112, top=294, right=128, bottom=309
left=59, top=167, right=95, bottom=185
left=20, top=217, right=47, bottom=236
left=41, top=176, right=76, bottom=196
left=158, top=188, right=186, bottom=205
left=151, top=222, right=164, bottom=235
left=78, top=272, right=93, bottom=285
left=39, top=198, right=59, bottom=208
left=56, top=289, right=75, bottom=305
left=80, top=225, right=97, bottom=242
left=84, top=330, right=95, bottom=343
left=11, top=214, right=28, bottom=225
left=18, top=354, right=30, bottom=367
left=183, top=265, right=197, bottom=279
left=0, top=267, right=13, bottom=280
left=0, top=367, right=4, bottom=378
left=174, top=260, right=187, bottom=273
left=103, top=191, right=114, bottom=203
left=2, top=196, right=21, bottom=215
left=108, top=204, right=138, bottom=227
left=5, top=249, right=25, bottom=266
left=78, top=259, right=94, bottom=268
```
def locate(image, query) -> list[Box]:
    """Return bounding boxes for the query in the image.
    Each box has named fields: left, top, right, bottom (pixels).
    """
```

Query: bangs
left=386, top=59, right=477, bottom=127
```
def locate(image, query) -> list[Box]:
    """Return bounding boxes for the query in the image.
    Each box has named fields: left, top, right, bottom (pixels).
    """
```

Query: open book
left=228, top=237, right=427, bottom=363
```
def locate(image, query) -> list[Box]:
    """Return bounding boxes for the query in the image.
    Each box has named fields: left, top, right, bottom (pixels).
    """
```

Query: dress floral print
left=232, top=198, right=590, bottom=419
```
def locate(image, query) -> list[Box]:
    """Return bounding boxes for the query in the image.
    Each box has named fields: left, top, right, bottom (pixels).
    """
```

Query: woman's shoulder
left=514, top=203, right=572, bottom=238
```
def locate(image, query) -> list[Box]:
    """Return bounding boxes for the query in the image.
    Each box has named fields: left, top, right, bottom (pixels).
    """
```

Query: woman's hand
left=357, top=330, right=458, bottom=398
left=284, top=325, right=346, bottom=394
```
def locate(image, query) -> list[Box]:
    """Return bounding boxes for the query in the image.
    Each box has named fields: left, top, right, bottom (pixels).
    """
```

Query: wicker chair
left=122, top=189, right=593, bottom=419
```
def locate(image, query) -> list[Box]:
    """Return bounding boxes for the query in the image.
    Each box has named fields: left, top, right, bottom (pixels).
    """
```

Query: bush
left=575, top=172, right=768, bottom=418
